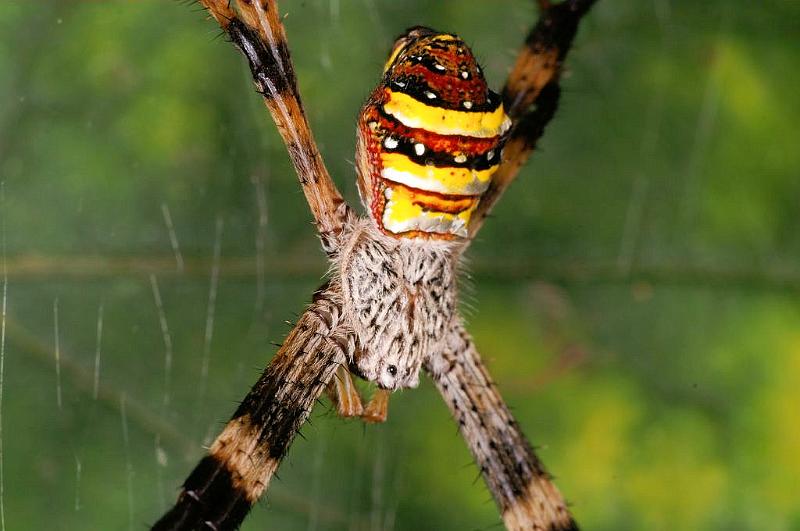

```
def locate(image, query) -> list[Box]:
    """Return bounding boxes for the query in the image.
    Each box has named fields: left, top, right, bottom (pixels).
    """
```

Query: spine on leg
left=427, top=323, right=578, bottom=531
left=153, top=284, right=352, bottom=530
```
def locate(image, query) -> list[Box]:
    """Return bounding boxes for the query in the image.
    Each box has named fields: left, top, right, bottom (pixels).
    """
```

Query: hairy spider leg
left=327, top=364, right=365, bottom=418
left=468, top=0, right=597, bottom=239
left=152, top=283, right=353, bottom=531
left=208, top=0, right=352, bottom=253
left=326, top=365, right=393, bottom=423
left=361, top=388, right=391, bottom=423
left=427, top=322, right=577, bottom=531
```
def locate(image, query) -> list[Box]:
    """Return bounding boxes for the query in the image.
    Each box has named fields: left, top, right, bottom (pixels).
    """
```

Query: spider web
left=1, top=0, right=799, bottom=530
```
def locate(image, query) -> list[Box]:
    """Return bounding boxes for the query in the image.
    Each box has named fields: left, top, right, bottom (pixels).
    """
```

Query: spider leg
left=425, top=321, right=577, bottom=531
left=197, top=0, right=351, bottom=253
left=468, top=0, right=597, bottom=239
left=153, top=281, right=353, bottom=531
left=326, top=364, right=365, bottom=418
left=326, top=366, right=391, bottom=423
left=361, top=388, right=390, bottom=424
left=195, top=0, right=236, bottom=27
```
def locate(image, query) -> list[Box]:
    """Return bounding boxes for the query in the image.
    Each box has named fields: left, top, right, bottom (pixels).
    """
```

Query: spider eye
left=387, top=365, right=398, bottom=376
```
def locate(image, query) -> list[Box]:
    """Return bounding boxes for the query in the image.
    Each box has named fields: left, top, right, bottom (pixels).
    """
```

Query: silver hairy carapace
left=338, top=218, right=458, bottom=390
left=152, top=1, right=596, bottom=530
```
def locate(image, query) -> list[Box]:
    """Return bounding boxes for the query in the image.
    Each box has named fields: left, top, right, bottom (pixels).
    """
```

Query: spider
left=153, top=1, right=595, bottom=529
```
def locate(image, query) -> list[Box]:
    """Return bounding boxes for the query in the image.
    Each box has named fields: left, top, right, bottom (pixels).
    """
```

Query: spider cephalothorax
left=356, top=27, right=511, bottom=239
left=338, top=218, right=458, bottom=390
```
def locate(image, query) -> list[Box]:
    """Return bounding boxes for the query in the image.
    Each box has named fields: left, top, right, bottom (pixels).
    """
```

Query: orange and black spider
left=153, top=1, right=596, bottom=529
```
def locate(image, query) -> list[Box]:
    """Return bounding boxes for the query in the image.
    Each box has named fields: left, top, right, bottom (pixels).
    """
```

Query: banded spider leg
left=426, top=0, right=595, bottom=530
left=199, top=0, right=351, bottom=251
left=422, top=3, right=596, bottom=530
left=469, top=0, right=597, bottom=238
left=153, top=282, right=353, bottom=530
left=427, top=323, right=577, bottom=531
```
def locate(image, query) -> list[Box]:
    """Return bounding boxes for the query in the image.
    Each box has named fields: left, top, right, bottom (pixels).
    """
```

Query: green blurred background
left=2, top=1, right=799, bottom=529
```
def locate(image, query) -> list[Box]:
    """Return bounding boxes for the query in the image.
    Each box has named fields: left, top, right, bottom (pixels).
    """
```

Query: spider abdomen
left=356, top=27, right=511, bottom=240
left=338, top=220, right=458, bottom=390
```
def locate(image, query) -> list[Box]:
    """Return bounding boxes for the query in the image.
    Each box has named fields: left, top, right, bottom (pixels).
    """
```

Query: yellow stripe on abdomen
left=383, top=90, right=511, bottom=139
left=382, top=184, right=479, bottom=238
left=380, top=152, right=496, bottom=196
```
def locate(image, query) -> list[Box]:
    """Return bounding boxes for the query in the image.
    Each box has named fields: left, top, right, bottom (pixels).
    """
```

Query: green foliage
left=1, top=1, right=798, bottom=529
